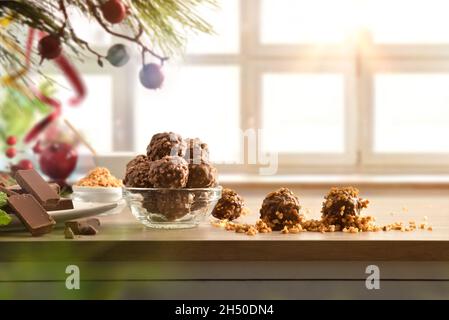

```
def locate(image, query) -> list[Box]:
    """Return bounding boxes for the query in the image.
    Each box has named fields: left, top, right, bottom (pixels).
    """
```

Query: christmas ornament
left=5, top=147, right=16, bottom=159
left=106, top=44, right=130, bottom=67
left=6, top=136, right=17, bottom=146
left=39, top=142, right=78, bottom=180
left=38, top=34, right=62, bottom=61
left=100, top=0, right=127, bottom=24
left=32, top=141, right=42, bottom=154
left=54, top=55, right=86, bottom=106
left=24, top=49, right=85, bottom=143
left=139, top=63, right=164, bottom=89
left=16, top=159, right=34, bottom=171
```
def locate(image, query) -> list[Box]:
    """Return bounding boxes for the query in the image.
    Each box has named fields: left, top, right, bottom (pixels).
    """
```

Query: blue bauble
left=106, top=44, right=130, bottom=67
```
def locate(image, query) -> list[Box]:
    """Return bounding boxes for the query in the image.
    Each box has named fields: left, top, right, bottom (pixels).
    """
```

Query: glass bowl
left=124, top=187, right=222, bottom=229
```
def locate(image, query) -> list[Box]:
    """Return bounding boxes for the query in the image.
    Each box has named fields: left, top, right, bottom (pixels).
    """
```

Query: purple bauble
left=139, top=63, right=164, bottom=89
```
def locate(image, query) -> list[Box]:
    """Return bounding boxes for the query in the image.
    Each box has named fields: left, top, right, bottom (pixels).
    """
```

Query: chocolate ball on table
left=146, top=132, right=186, bottom=161
left=259, top=188, right=303, bottom=231
left=184, top=138, right=209, bottom=164
left=321, top=186, right=369, bottom=225
left=124, top=160, right=153, bottom=188
left=148, top=156, right=189, bottom=188
left=212, top=188, right=245, bottom=221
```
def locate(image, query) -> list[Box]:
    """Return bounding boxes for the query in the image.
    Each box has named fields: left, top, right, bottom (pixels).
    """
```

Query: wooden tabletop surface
left=1, top=187, right=449, bottom=261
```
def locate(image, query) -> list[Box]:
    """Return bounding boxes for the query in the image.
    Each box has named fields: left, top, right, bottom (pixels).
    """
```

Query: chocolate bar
left=7, top=194, right=56, bottom=236
left=46, top=198, right=74, bottom=211
left=15, top=170, right=60, bottom=208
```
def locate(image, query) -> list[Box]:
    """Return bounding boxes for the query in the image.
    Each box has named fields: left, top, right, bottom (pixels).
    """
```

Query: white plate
left=1, top=201, right=118, bottom=232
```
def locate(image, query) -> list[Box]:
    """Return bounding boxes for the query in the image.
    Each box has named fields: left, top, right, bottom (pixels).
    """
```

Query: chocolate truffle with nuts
left=259, top=188, right=303, bottom=231
left=212, top=188, right=245, bottom=221
left=184, top=137, right=209, bottom=164
left=148, top=156, right=189, bottom=188
left=156, top=190, right=194, bottom=221
left=321, top=186, right=369, bottom=225
left=146, top=132, right=186, bottom=161
left=124, top=160, right=153, bottom=188
left=186, top=161, right=218, bottom=188
left=126, top=154, right=149, bottom=170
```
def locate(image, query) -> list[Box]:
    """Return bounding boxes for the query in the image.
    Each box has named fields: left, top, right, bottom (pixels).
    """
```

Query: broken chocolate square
left=65, top=218, right=100, bottom=235
left=46, top=198, right=74, bottom=211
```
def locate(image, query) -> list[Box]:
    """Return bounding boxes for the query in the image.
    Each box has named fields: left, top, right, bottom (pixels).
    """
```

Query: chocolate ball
left=146, top=132, right=186, bottom=161
left=184, top=138, right=209, bottom=164
left=321, top=187, right=369, bottom=225
left=126, top=154, right=148, bottom=170
left=148, top=156, right=189, bottom=188
left=186, top=161, right=218, bottom=188
left=259, top=188, right=302, bottom=231
left=212, top=188, right=244, bottom=221
left=156, top=190, right=194, bottom=221
left=124, top=161, right=153, bottom=188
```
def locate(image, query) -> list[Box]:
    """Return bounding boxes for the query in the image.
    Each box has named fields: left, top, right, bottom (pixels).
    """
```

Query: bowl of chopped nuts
left=72, top=167, right=124, bottom=204
left=124, top=187, right=222, bottom=229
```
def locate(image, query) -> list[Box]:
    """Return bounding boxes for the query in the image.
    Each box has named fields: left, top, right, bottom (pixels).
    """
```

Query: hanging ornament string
left=24, top=31, right=86, bottom=143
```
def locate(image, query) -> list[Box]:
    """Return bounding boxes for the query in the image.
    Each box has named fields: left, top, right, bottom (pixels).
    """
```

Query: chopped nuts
left=76, top=167, right=122, bottom=187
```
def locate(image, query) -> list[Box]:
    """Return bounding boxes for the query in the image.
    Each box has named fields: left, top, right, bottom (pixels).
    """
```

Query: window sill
left=89, top=154, right=449, bottom=188
left=219, top=174, right=449, bottom=188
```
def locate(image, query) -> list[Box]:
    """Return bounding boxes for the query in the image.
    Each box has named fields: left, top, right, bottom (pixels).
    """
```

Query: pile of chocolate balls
left=124, top=132, right=219, bottom=221
left=124, top=132, right=218, bottom=189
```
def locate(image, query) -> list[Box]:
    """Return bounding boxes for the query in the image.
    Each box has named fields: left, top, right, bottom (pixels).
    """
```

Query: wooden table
left=1, top=186, right=449, bottom=299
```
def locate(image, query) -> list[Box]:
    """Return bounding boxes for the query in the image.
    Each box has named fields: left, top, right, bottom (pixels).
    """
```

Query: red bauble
left=5, top=147, right=16, bottom=159
left=39, top=142, right=78, bottom=181
left=38, top=35, right=62, bottom=60
left=32, top=141, right=42, bottom=154
left=101, top=0, right=127, bottom=24
left=6, top=136, right=17, bottom=146
left=17, top=159, right=34, bottom=170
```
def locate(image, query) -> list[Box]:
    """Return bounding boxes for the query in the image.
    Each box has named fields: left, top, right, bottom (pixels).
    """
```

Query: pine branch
left=0, top=0, right=216, bottom=73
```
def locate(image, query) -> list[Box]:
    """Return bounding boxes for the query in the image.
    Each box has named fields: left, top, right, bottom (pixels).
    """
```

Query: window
left=46, top=0, right=449, bottom=173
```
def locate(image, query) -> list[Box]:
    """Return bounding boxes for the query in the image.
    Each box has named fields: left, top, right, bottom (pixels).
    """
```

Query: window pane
left=185, top=0, right=239, bottom=54
left=374, top=74, right=449, bottom=153
left=260, top=0, right=355, bottom=44
left=261, top=74, right=345, bottom=153
left=134, top=66, right=240, bottom=163
left=68, top=9, right=111, bottom=46
left=51, top=74, right=113, bottom=153
left=366, top=0, right=449, bottom=44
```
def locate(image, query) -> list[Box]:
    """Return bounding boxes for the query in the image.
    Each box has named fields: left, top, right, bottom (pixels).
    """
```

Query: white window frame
left=45, top=0, right=449, bottom=175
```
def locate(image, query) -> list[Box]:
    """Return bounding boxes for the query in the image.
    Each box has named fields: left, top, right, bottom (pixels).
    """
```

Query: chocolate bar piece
left=15, top=170, right=60, bottom=207
left=7, top=194, right=56, bottom=236
left=46, top=198, right=74, bottom=211
left=65, top=218, right=100, bottom=235
left=7, top=183, right=60, bottom=196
